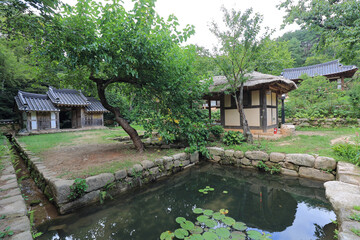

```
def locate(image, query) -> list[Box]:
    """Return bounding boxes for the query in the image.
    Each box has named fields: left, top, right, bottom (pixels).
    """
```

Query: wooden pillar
left=260, top=88, right=267, bottom=132
left=208, top=98, right=211, bottom=120
left=220, top=94, right=225, bottom=127
left=341, top=76, right=345, bottom=91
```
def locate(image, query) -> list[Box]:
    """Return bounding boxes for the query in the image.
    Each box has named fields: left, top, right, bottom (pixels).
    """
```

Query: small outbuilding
left=204, top=72, right=297, bottom=133
left=282, top=60, right=358, bottom=90
left=14, top=87, right=109, bottom=132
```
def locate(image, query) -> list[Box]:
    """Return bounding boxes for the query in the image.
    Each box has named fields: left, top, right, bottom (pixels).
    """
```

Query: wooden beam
left=208, top=98, right=211, bottom=120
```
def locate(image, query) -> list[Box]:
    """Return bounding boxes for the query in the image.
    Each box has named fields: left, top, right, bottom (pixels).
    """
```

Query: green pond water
left=38, top=163, right=336, bottom=240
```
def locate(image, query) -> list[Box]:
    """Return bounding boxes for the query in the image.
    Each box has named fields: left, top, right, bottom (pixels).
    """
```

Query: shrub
left=222, top=131, right=245, bottom=146
left=68, top=178, right=88, bottom=201
left=209, top=125, right=224, bottom=139
left=332, top=143, right=360, bottom=166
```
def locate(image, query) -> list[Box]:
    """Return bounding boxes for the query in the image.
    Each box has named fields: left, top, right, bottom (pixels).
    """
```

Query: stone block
left=0, top=200, right=27, bottom=218
left=86, top=173, right=115, bottom=192
left=315, top=156, right=337, bottom=170
left=234, top=151, right=244, bottom=159
left=224, top=150, right=234, bottom=157
left=9, top=230, right=32, bottom=240
left=285, top=154, right=315, bottom=167
left=212, top=156, right=221, bottom=162
left=240, top=158, right=251, bottom=166
left=338, top=174, right=360, bottom=186
left=162, top=156, right=173, bottom=163
left=181, top=160, right=190, bottom=167
left=49, top=179, right=74, bottom=204
left=114, top=169, right=127, bottom=180
left=245, top=151, right=269, bottom=161
left=299, top=167, right=335, bottom=181
left=141, top=160, right=154, bottom=169
left=173, top=153, right=187, bottom=161
left=154, top=158, right=164, bottom=167
left=149, top=167, right=159, bottom=175
left=173, top=160, right=181, bottom=167
left=281, top=168, right=299, bottom=177
left=207, top=147, right=225, bottom=157
left=128, top=164, right=143, bottom=176
left=59, top=190, right=100, bottom=214
left=190, top=152, right=199, bottom=163
left=283, top=161, right=299, bottom=171
left=270, top=152, right=285, bottom=162
left=325, top=181, right=360, bottom=211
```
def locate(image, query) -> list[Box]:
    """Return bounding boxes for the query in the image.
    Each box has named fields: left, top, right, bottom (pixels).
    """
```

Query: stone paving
left=0, top=146, right=32, bottom=240
left=325, top=162, right=360, bottom=240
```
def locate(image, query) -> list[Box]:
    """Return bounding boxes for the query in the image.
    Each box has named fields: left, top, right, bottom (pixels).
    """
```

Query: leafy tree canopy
left=35, top=0, right=210, bottom=153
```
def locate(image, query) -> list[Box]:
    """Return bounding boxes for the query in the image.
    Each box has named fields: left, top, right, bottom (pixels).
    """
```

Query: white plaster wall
left=225, top=108, right=260, bottom=127
left=251, top=90, right=260, bottom=106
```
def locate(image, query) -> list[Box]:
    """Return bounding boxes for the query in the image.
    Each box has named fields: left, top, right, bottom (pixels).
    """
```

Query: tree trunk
left=235, top=83, right=253, bottom=143
left=94, top=80, right=145, bottom=153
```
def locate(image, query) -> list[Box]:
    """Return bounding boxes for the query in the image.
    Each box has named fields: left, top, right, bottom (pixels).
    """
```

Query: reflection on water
left=38, top=163, right=335, bottom=240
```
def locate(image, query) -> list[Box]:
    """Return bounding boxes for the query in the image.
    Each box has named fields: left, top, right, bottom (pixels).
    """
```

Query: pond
left=38, top=163, right=336, bottom=240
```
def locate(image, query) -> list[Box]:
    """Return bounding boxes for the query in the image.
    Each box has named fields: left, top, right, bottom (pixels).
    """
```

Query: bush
left=223, top=131, right=245, bottom=146
left=209, top=125, right=224, bottom=139
left=68, top=178, right=88, bottom=201
left=332, top=143, right=360, bottom=166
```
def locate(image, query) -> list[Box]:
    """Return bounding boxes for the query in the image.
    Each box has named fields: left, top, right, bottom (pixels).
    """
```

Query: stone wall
left=9, top=136, right=199, bottom=214
left=287, top=118, right=360, bottom=128
left=206, top=147, right=337, bottom=181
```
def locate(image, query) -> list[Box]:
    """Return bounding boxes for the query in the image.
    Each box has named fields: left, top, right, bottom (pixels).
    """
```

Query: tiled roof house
left=282, top=60, right=358, bottom=90
left=14, top=87, right=108, bottom=132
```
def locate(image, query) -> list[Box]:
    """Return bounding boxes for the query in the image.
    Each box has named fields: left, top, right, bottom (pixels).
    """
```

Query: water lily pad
left=215, top=227, right=230, bottom=238
left=198, top=189, right=204, bottom=193
left=181, top=220, right=195, bottom=231
left=204, top=219, right=216, bottom=228
left=160, top=231, right=174, bottom=240
left=190, top=226, right=203, bottom=235
left=219, top=209, right=229, bottom=215
left=193, top=208, right=203, bottom=214
left=202, top=232, right=218, bottom=240
left=247, top=230, right=272, bottom=240
left=203, top=192, right=208, bottom=194
left=223, top=190, right=228, bottom=194
left=197, top=215, right=209, bottom=223
left=213, top=212, right=225, bottom=220
left=207, top=188, right=214, bottom=191
left=203, top=210, right=214, bottom=216
left=176, top=217, right=186, bottom=224
left=174, top=228, right=189, bottom=239
left=222, top=216, right=235, bottom=226
left=186, top=234, right=204, bottom=240
left=231, top=231, right=246, bottom=240
left=233, top=222, right=247, bottom=231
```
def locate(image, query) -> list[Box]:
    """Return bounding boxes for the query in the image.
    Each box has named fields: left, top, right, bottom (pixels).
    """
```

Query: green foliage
left=68, top=178, right=88, bottom=201
left=332, top=142, right=360, bottom=166
left=0, top=226, right=14, bottom=239
left=349, top=212, right=360, bottom=222
left=285, top=75, right=353, bottom=118
left=351, top=228, right=360, bottom=237
left=223, top=131, right=245, bottom=146
left=278, top=0, right=360, bottom=64
left=160, top=208, right=271, bottom=240
left=209, top=125, right=224, bottom=139
left=28, top=210, right=42, bottom=239
left=354, top=206, right=360, bottom=211
left=198, top=186, right=214, bottom=195
left=256, top=161, right=281, bottom=175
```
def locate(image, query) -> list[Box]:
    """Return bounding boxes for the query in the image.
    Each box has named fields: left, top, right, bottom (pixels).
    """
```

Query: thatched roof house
left=205, top=72, right=297, bottom=133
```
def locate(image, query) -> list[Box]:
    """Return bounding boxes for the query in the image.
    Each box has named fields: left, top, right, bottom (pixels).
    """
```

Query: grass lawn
left=214, top=127, right=359, bottom=160
left=18, top=125, right=145, bottom=153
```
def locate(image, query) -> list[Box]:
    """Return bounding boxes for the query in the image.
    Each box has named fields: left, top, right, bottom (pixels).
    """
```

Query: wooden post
left=341, top=76, right=345, bottom=90
left=208, top=98, right=211, bottom=120
left=260, top=88, right=267, bottom=132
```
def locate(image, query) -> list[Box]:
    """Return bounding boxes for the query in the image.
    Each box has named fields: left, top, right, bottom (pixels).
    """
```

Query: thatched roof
left=208, top=71, right=297, bottom=94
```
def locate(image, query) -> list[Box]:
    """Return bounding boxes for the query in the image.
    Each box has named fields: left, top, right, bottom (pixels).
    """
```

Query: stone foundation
left=9, top=136, right=199, bottom=214
left=287, top=117, right=360, bottom=128
left=206, top=147, right=336, bottom=181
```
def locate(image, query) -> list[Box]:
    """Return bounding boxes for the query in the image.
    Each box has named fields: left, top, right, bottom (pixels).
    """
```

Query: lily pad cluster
left=160, top=208, right=272, bottom=240
left=198, top=186, right=215, bottom=194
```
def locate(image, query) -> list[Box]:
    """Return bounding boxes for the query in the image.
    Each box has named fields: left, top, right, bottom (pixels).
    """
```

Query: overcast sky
left=64, top=0, right=300, bottom=49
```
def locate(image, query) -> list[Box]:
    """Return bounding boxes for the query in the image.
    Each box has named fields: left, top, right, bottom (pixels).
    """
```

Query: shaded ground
left=41, top=141, right=180, bottom=179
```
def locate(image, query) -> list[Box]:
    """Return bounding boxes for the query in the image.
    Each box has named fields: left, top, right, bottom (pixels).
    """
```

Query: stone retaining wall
left=206, top=147, right=337, bottom=181
left=10, top=137, right=199, bottom=214
left=287, top=117, right=360, bottom=128
left=0, top=142, right=32, bottom=240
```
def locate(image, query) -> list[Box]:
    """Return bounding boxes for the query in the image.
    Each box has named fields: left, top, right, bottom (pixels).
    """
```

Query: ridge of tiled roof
left=15, top=90, right=60, bottom=112
left=282, top=60, right=358, bottom=80
left=47, top=86, right=90, bottom=106
left=85, top=97, right=109, bottom=113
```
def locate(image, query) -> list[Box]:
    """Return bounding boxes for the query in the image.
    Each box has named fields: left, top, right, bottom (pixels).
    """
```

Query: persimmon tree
left=36, top=0, right=209, bottom=153
left=209, top=7, right=269, bottom=143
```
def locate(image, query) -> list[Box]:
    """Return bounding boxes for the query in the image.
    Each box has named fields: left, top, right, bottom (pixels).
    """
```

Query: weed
left=28, top=210, right=42, bottom=239
left=0, top=226, right=14, bottom=238
left=354, top=206, right=360, bottom=211
left=351, top=228, right=360, bottom=237
left=350, top=212, right=360, bottom=222
left=68, top=178, right=88, bottom=201
left=256, top=161, right=281, bottom=175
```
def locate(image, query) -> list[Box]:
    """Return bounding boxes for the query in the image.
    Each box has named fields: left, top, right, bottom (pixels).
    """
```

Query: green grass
left=214, top=127, right=359, bottom=159
left=18, top=125, right=145, bottom=153
left=0, top=135, right=7, bottom=171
